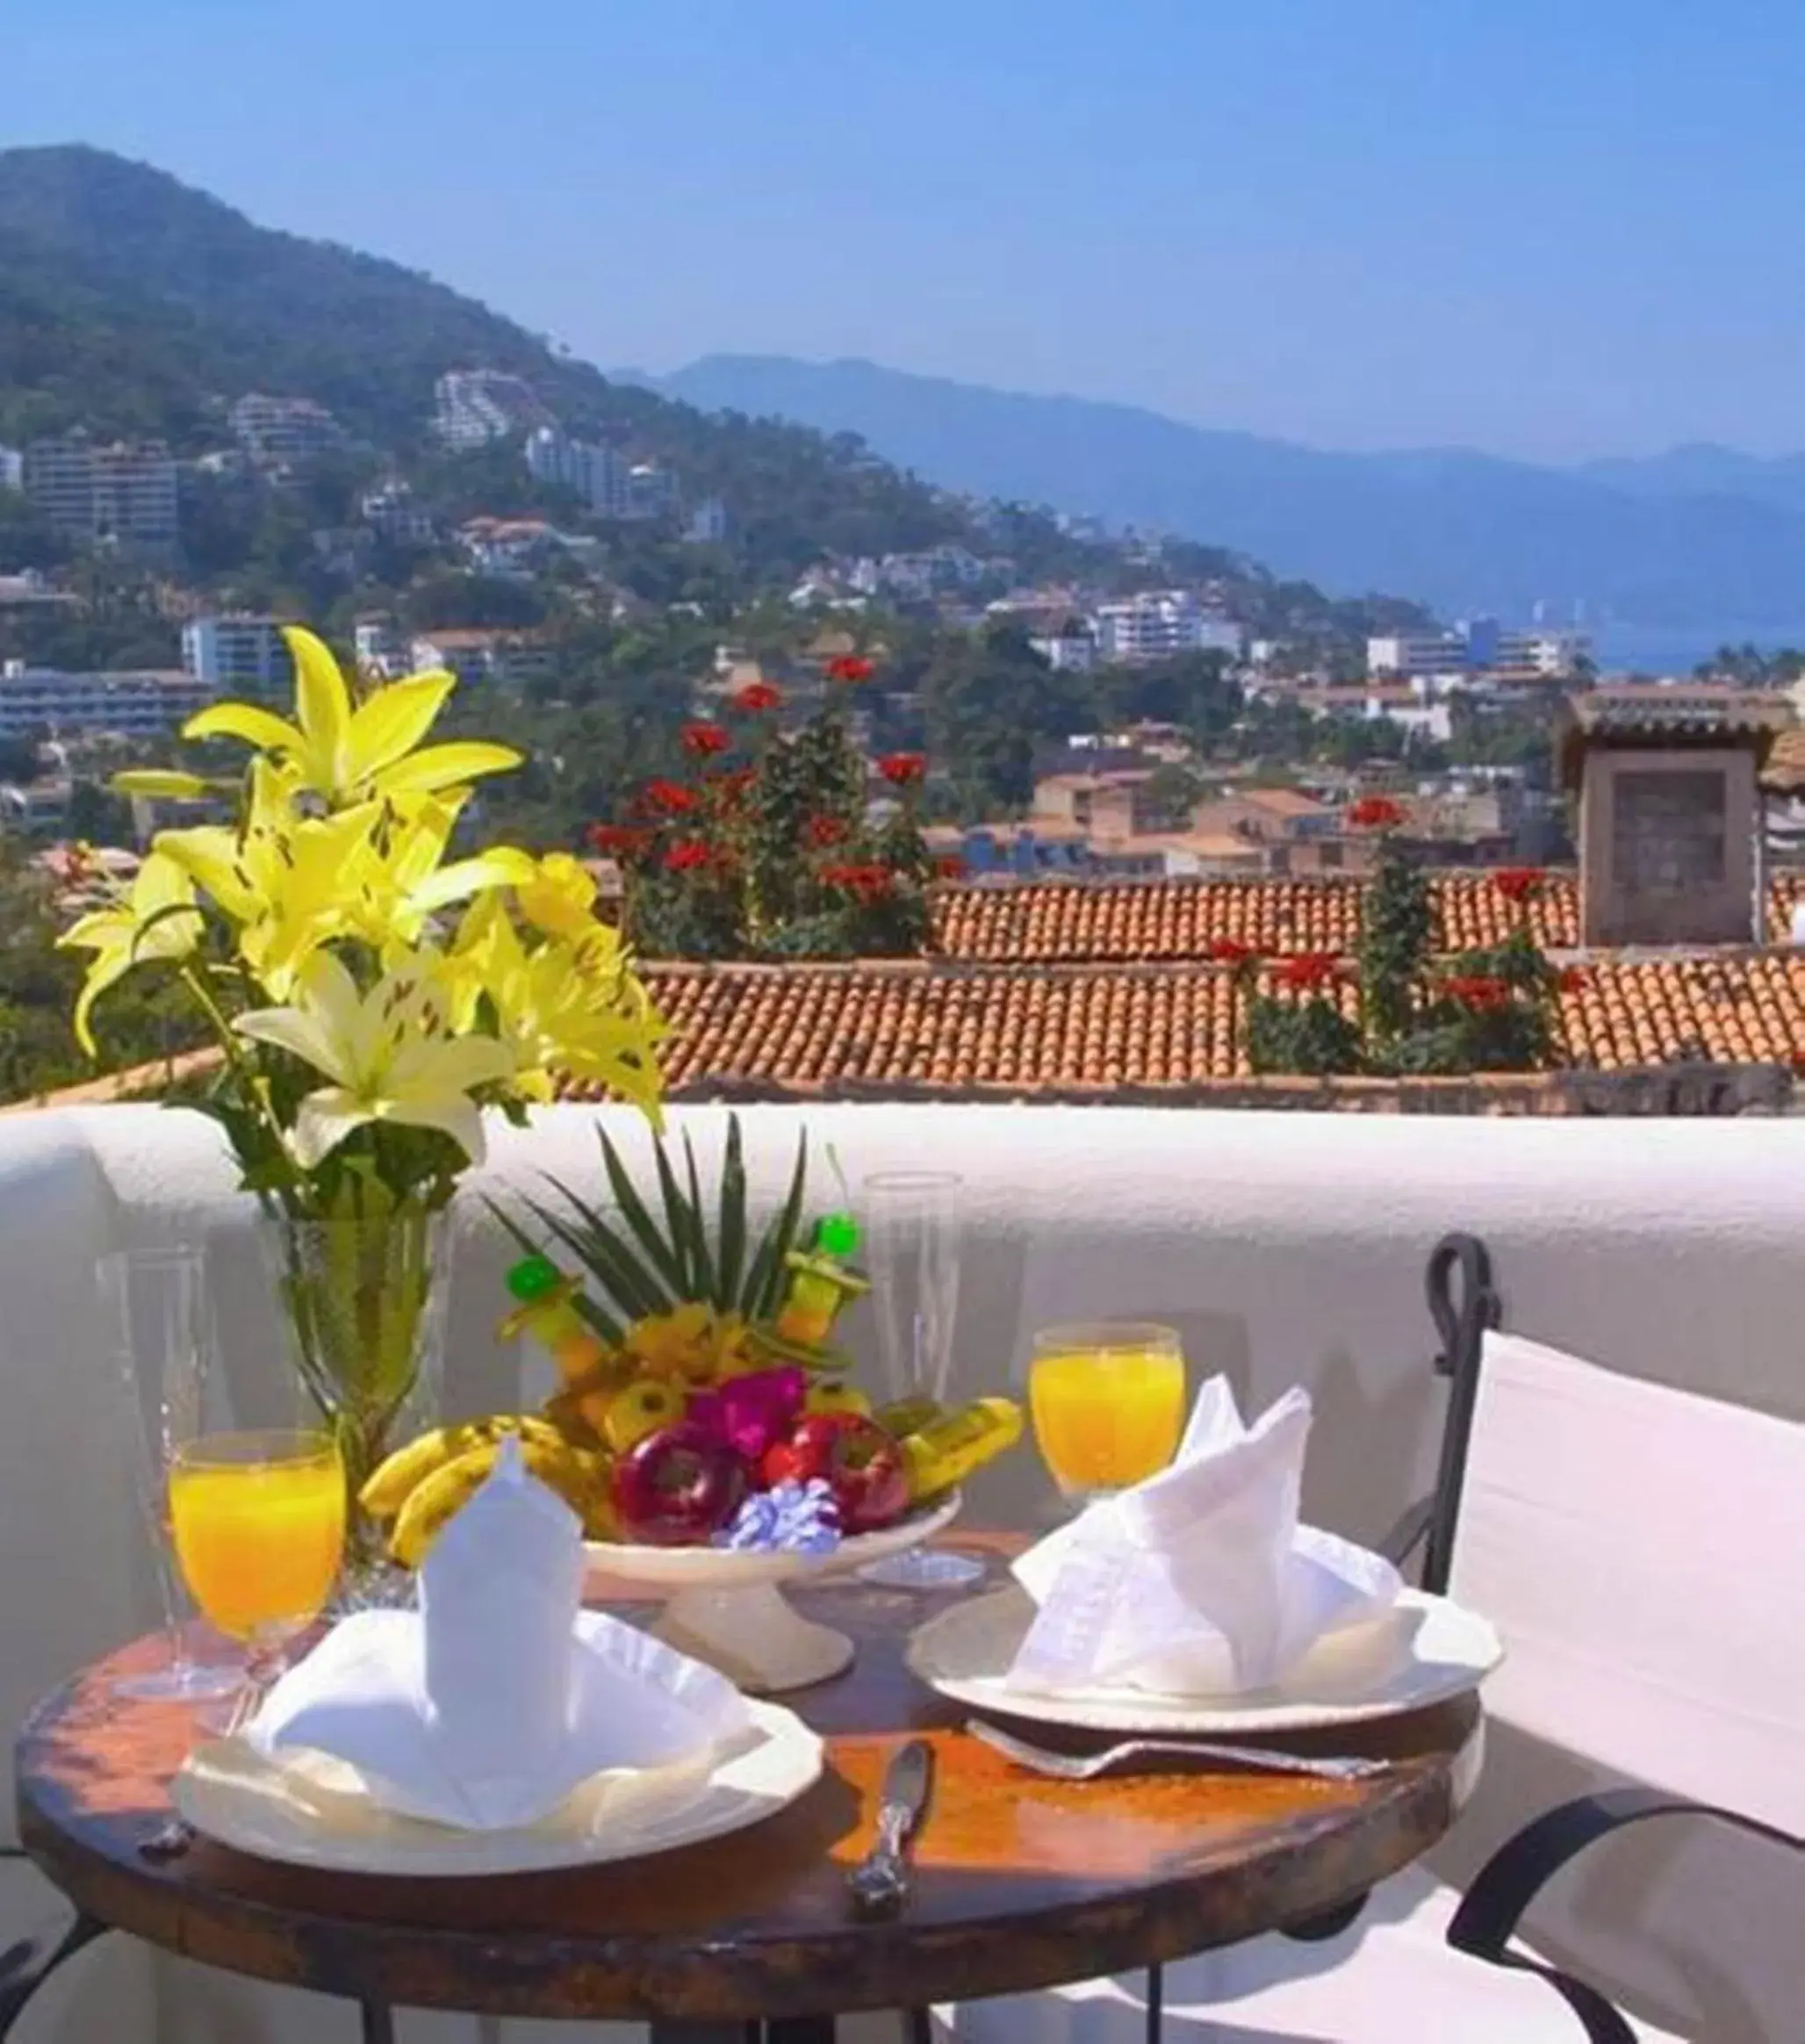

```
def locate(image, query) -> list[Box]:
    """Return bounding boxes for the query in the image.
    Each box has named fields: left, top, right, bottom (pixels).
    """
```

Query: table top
left=14, top=1539, right=1477, bottom=2026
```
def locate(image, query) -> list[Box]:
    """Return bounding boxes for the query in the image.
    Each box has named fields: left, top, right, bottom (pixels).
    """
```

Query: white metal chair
left=938, top=1239, right=1805, bottom=2042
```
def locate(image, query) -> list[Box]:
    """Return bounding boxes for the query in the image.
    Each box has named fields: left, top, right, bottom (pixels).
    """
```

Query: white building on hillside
left=434, top=371, right=550, bottom=448
left=0, top=449, right=21, bottom=493
left=24, top=437, right=179, bottom=558
left=0, top=662, right=212, bottom=740
left=228, top=395, right=345, bottom=464
left=1094, top=591, right=1241, bottom=666
left=181, top=615, right=293, bottom=699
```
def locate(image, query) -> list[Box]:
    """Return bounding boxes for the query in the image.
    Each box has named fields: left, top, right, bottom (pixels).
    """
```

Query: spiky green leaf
left=594, top=1126, right=688, bottom=1298
left=745, top=1130, right=809, bottom=1318
left=716, top=1114, right=748, bottom=1315
left=683, top=1134, right=719, bottom=1309
left=651, top=1137, right=696, bottom=1296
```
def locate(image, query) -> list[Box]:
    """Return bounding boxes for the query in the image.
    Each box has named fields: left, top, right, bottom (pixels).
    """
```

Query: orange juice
left=169, top=1436, right=345, bottom=1641
left=1028, top=1342, right=1186, bottom=1495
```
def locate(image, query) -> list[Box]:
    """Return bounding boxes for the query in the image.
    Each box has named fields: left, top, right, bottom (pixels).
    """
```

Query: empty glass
left=858, top=1171, right=983, bottom=1588
left=98, top=1247, right=238, bottom=1702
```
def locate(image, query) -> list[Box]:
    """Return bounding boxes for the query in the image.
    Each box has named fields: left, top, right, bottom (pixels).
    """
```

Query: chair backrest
left=1447, top=1328, right=1805, bottom=1836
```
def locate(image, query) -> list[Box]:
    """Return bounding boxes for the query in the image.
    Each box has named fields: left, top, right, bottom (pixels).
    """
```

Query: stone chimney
left=1561, top=687, right=1792, bottom=947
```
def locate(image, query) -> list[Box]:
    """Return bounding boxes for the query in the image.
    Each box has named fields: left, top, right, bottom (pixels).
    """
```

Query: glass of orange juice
left=1028, top=1322, right=1187, bottom=1503
left=165, top=1248, right=347, bottom=1723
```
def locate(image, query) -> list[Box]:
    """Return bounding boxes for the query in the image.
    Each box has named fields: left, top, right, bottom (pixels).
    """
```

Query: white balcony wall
left=3, top=1102, right=1802, bottom=2042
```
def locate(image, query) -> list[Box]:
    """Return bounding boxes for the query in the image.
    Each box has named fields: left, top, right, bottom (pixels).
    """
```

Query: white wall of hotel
left=2, top=1102, right=1800, bottom=2040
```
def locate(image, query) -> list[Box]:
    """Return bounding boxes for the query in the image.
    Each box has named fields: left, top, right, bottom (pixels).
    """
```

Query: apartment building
left=686, top=495, right=730, bottom=544
left=409, top=629, right=554, bottom=687
left=359, top=481, right=436, bottom=546
left=181, top=615, right=294, bottom=698
left=433, top=371, right=551, bottom=449
left=24, top=437, right=179, bottom=557
left=1093, top=591, right=1242, bottom=665
left=227, top=395, right=346, bottom=464
left=0, top=449, right=21, bottom=493
left=1369, top=620, right=1592, bottom=683
left=0, top=661, right=212, bottom=740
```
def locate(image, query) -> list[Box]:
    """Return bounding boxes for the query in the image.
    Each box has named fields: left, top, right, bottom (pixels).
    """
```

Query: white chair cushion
left=938, top=1864, right=1686, bottom=2042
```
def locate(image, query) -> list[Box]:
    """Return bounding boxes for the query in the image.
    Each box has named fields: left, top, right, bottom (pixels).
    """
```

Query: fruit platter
left=360, top=1119, right=1023, bottom=1691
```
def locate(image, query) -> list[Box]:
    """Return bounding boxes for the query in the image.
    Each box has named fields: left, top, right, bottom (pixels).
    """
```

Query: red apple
left=612, top=1420, right=749, bottom=1545
left=760, top=1414, right=910, bottom=1536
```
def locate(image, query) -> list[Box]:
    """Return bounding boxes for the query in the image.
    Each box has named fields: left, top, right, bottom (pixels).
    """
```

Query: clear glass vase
left=258, top=1209, right=450, bottom=1608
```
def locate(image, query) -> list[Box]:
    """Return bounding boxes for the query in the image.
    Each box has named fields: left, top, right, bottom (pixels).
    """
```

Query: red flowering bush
left=680, top=721, right=730, bottom=759
left=1209, top=937, right=1259, bottom=968
left=603, top=645, right=939, bottom=961
left=825, top=654, right=875, bottom=683
left=1442, top=974, right=1514, bottom=1013
left=1347, top=795, right=1407, bottom=832
left=639, top=778, right=698, bottom=817
left=933, top=853, right=967, bottom=882
left=1493, top=867, right=1546, bottom=907
left=586, top=822, right=651, bottom=857
left=1276, top=953, right=1340, bottom=993
left=1557, top=966, right=1591, bottom=997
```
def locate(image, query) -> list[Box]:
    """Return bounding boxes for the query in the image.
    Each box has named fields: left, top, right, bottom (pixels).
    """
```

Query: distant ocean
left=1592, top=623, right=1805, bottom=676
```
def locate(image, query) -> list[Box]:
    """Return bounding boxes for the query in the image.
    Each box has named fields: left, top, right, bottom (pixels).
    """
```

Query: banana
left=389, top=1438, right=607, bottom=1568
left=359, top=1416, right=572, bottom=1522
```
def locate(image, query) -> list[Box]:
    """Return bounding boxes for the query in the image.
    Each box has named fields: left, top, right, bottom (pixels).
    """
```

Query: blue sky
left=9, top=0, right=1805, bottom=462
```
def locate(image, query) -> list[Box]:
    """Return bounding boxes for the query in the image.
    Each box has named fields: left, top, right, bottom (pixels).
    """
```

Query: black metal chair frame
left=1356, top=1230, right=1801, bottom=2042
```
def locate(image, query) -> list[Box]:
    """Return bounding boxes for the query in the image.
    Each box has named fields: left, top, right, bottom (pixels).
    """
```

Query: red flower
left=1557, top=966, right=1591, bottom=997
left=1276, top=953, right=1339, bottom=993
left=640, top=778, right=698, bottom=816
left=1493, top=867, right=1545, bottom=905
left=821, top=861, right=894, bottom=901
left=805, top=814, right=851, bottom=848
left=1346, top=795, right=1406, bottom=831
left=877, top=752, right=926, bottom=787
left=664, top=840, right=713, bottom=873
left=681, top=721, right=730, bottom=759
left=586, top=823, right=650, bottom=858
left=1210, top=938, right=1260, bottom=968
left=933, top=854, right=967, bottom=881
left=825, top=654, right=875, bottom=683
left=732, top=681, right=783, bottom=713
left=1443, top=974, right=1514, bottom=1012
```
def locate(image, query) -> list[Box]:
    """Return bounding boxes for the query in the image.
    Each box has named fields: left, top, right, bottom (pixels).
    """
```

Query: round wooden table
left=10, top=1541, right=1477, bottom=2043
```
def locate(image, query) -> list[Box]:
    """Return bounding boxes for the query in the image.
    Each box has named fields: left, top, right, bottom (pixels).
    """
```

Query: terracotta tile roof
left=927, top=875, right=1582, bottom=961
left=608, top=951, right=1805, bottom=1098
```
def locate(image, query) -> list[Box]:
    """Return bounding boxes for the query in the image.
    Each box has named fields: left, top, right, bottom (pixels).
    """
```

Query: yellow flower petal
left=373, top=742, right=523, bottom=797
left=345, top=670, right=457, bottom=784
left=183, top=702, right=305, bottom=753
left=110, top=770, right=212, bottom=800
left=284, top=627, right=353, bottom=787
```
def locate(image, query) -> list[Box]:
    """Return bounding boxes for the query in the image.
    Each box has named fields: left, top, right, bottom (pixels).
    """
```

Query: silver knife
left=847, top=1738, right=935, bottom=1917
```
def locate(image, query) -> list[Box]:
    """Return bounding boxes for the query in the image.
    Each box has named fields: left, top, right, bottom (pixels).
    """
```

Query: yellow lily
left=234, top=949, right=514, bottom=1170
left=57, top=852, right=204, bottom=1055
left=156, top=760, right=382, bottom=997
left=446, top=894, right=667, bottom=1118
left=514, top=852, right=605, bottom=948
left=183, top=626, right=521, bottom=810
left=346, top=796, right=537, bottom=956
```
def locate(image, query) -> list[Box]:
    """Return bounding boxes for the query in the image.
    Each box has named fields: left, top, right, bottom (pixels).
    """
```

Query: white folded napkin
left=248, top=1436, right=751, bottom=1830
left=1005, top=1377, right=1400, bottom=1699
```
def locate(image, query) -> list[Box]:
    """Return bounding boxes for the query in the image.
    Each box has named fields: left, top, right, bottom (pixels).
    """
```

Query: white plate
left=170, top=1697, right=823, bottom=1876
left=583, top=1489, right=962, bottom=1593
left=907, top=1586, right=1501, bottom=1736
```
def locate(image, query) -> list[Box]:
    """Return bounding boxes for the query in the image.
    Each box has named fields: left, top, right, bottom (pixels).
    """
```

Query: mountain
left=0, top=148, right=982, bottom=573
left=656, top=355, right=1805, bottom=635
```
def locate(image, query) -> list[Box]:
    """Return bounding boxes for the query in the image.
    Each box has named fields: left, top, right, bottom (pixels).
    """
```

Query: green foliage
left=506, top=1115, right=809, bottom=1332
left=1356, top=834, right=1434, bottom=1044
left=1246, top=993, right=1363, bottom=1076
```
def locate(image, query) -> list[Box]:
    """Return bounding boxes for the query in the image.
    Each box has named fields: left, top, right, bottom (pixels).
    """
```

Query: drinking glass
left=858, top=1171, right=983, bottom=1588
left=98, top=1248, right=238, bottom=1702
left=166, top=1281, right=346, bottom=1724
left=1028, top=1321, right=1187, bottom=1505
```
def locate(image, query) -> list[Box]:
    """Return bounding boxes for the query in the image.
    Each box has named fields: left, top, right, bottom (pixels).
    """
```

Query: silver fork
left=967, top=1717, right=1391, bottom=1782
